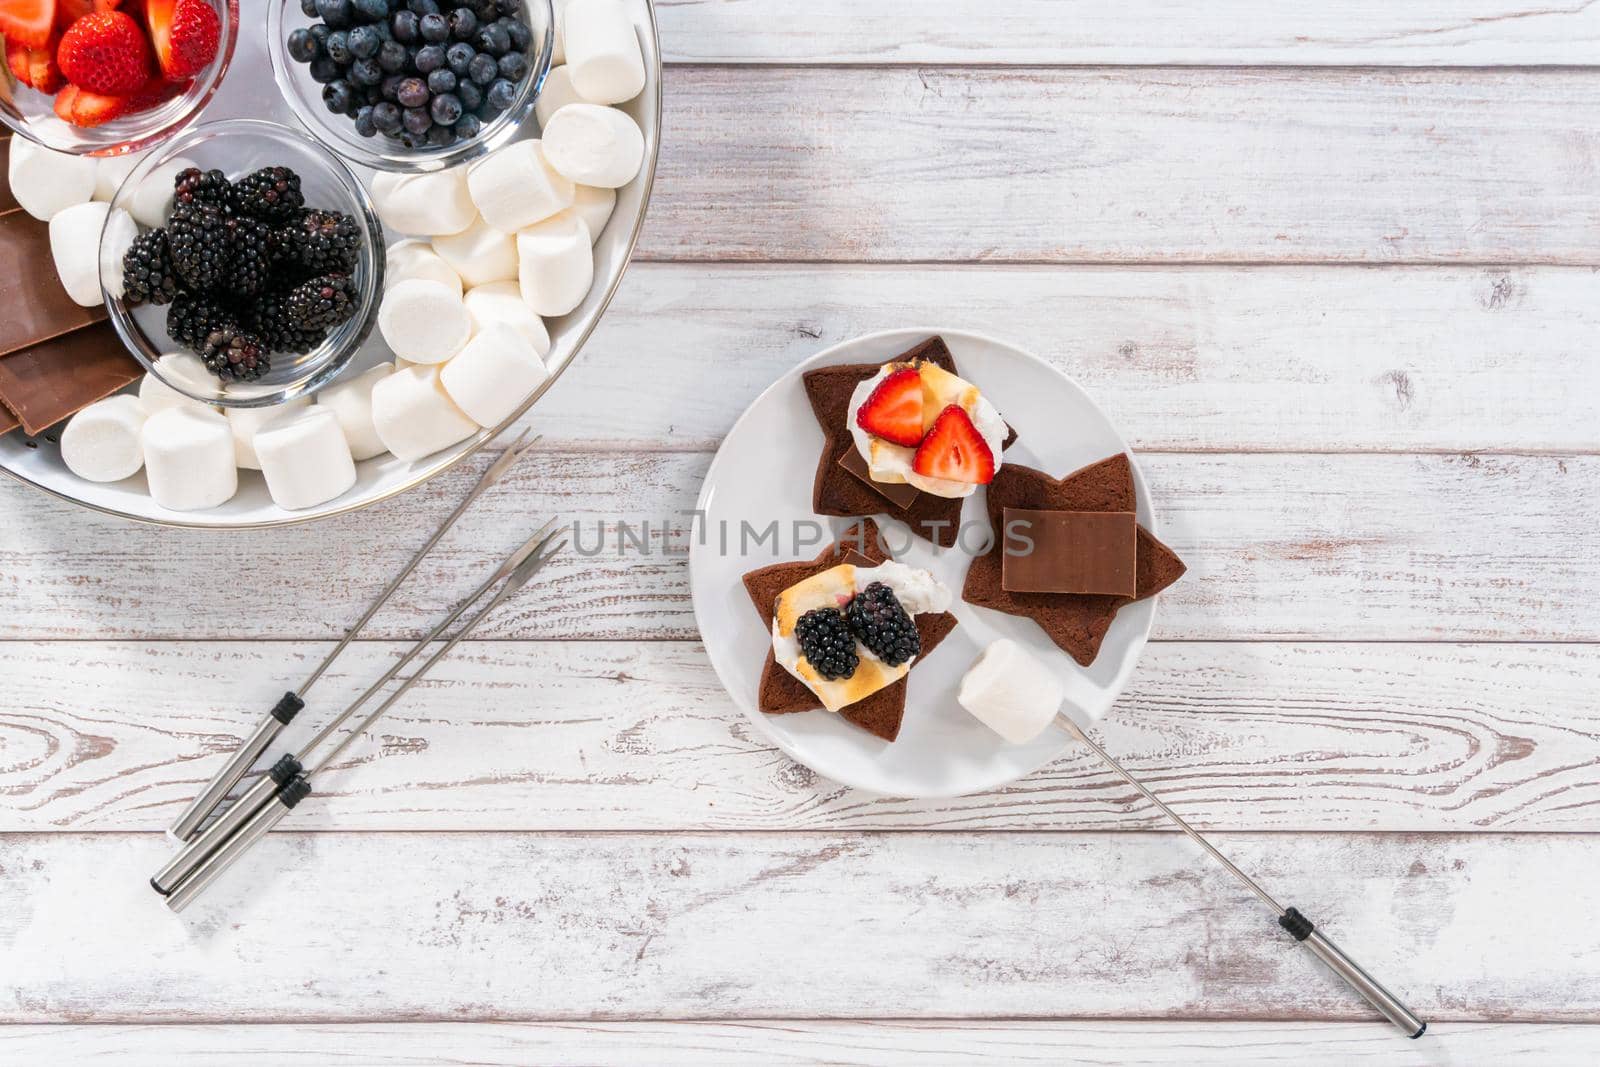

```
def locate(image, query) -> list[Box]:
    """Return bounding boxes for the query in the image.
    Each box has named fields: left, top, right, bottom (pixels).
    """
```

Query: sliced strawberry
left=6, top=38, right=63, bottom=91
left=0, top=0, right=56, bottom=49
left=53, top=0, right=89, bottom=29
left=912, top=404, right=996, bottom=485
left=53, top=81, right=133, bottom=126
left=143, top=0, right=216, bottom=80
left=854, top=365, right=926, bottom=447
left=57, top=9, right=149, bottom=94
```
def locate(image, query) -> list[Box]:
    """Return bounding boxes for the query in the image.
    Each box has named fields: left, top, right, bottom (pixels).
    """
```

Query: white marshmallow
left=957, top=639, right=1065, bottom=745
left=385, top=238, right=463, bottom=296
left=139, top=353, right=220, bottom=414
left=431, top=217, right=518, bottom=288
left=93, top=149, right=149, bottom=202
left=254, top=407, right=358, bottom=510
left=7, top=135, right=98, bottom=221
left=378, top=278, right=473, bottom=364
left=60, top=395, right=147, bottom=483
left=127, top=157, right=198, bottom=229
left=541, top=104, right=643, bottom=189
left=142, top=406, right=238, bottom=511
left=571, top=184, right=616, bottom=243
left=440, top=323, right=550, bottom=427
left=535, top=64, right=583, bottom=128
left=370, top=364, right=479, bottom=461
left=316, top=362, right=394, bottom=461
left=226, top=397, right=310, bottom=470
left=564, top=0, right=646, bottom=105
left=47, top=201, right=110, bottom=307
left=369, top=167, right=477, bottom=236
left=516, top=211, right=593, bottom=317
left=463, top=280, right=550, bottom=355
left=550, top=0, right=571, bottom=64
left=466, top=140, right=574, bottom=232
left=99, top=208, right=140, bottom=301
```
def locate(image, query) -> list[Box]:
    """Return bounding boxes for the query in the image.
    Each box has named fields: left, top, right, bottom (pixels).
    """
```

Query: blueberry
left=455, top=79, right=481, bottom=110
left=309, top=23, right=331, bottom=48
left=395, top=76, right=430, bottom=108
left=377, top=39, right=408, bottom=71
left=453, top=113, right=481, bottom=140
left=354, top=106, right=377, bottom=137
left=496, top=0, right=520, bottom=12
left=406, top=0, right=438, bottom=13
left=322, top=79, right=354, bottom=113
left=419, top=11, right=448, bottom=41
left=398, top=130, right=426, bottom=148
left=504, top=18, right=530, bottom=50
left=428, top=92, right=462, bottom=125
left=348, top=25, right=380, bottom=57
left=350, top=57, right=383, bottom=85
left=380, top=73, right=405, bottom=99
left=427, top=123, right=456, bottom=146
left=475, top=22, right=509, bottom=54
left=353, top=0, right=389, bottom=21
left=495, top=51, right=525, bottom=80
left=486, top=77, right=516, bottom=110
left=391, top=9, right=419, bottom=41
left=325, top=30, right=351, bottom=64
left=446, top=7, right=476, bottom=39
left=470, top=0, right=496, bottom=20
left=417, top=43, right=447, bottom=72
left=315, top=0, right=353, bottom=28
left=445, top=41, right=475, bottom=74
left=287, top=27, right=319, bottom=63
left=426, top=68, right=457, bottom=94
left=373, top=19, right=392, bottom=40
left=371, top=100, right=403, bottom=131
left=402, top=106, right=433, bottom=134
left=467, top=52, right=497, bottom=84
left=309, top=57, right=342, bottom=83
left=300, top=0, right=319, bottom=15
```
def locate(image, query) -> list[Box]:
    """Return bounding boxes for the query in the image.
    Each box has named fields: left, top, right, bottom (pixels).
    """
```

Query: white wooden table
left=5, top=3, right=1600, bottom=1063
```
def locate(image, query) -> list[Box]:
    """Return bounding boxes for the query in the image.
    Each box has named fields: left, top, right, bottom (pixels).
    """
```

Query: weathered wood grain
left=546, top=264, right=1600, bottom=452
left=655, top=0, right=1600, bottom=66
left=4, top=1019, right=1596, bottom=1065
left=5, top=641, right=1597, bottom=834
left=3, top=451, right=1596, bottom=641
left=640, top=67, right=1600, bottom=264
left=1, top=831, right=1592, bottom=1022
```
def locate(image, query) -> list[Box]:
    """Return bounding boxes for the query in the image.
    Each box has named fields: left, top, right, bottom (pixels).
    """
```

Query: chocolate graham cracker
left=804, top=336, right=1016, bottom=548
left=742, top=519, right=958, bottom=742
left=963, top=455, right=1186, bottom=666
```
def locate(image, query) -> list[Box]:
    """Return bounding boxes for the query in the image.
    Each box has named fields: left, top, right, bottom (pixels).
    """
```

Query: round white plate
left=0, top=0, right=660, bottom=528
left=690, top=328, right=1157, bottom=798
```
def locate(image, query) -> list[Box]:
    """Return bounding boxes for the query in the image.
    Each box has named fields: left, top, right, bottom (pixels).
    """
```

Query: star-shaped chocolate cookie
left=803, top=336, right=1017, bottom=548
left=962, top=454, right=1186, bottom=666
left=742, top=519, right=959, bottom=742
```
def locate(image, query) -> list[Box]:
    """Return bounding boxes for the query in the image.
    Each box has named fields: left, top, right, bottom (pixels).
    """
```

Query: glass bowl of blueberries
left=267, top=0, right=554, bottom=172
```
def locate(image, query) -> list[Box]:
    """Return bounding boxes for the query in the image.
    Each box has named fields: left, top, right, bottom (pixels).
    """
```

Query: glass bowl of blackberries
left=98, top=118, right=386, bottom=408
left=268, top=0, right=554, bottom=171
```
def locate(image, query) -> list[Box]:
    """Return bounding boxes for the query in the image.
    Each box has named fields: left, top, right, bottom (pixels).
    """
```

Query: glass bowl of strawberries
left=0, top=0, right=238, bottom=156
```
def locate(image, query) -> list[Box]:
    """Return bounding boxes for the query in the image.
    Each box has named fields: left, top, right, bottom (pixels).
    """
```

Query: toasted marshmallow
left=535, top=64, right=584, bottom=128
left=463, top=281, right=551, bottom=355
left=127, top=157, right=198, bottom=229
left=316, top=362, right=394, bottom=461
left=8, top=134, right=98, bottom=221
left=564, top=0, right=646, bottom=105
left=48, top=201, right=110, bottom=306
left=138, top=353, right=219, bottom=415
left=60, top=394, right=147, bottom=483
left=378, top=278, right=473, bottom=364
left=386, top=238, right=463, bottom=296
left=541, top=103, right=643, bottom=189
left=254, top=407, right=358, bottom=510
left=142, top=406, right=238, bottom=511
left=370, top=364, right=479, bottom=461
left=440, top=323, right=550, bottom=427
left=226, top=397, right=310, bottom=470
left=570, top=185, right=616, bottom=243
left=516, top=211, right=593, bottom=317
left=957, top=640, right=1064, bottom=744
left=431, top=216, right=518, bottom=288
left=467, top=140, right=574, bottom=232
left=370, top=167, right=477, bottom=236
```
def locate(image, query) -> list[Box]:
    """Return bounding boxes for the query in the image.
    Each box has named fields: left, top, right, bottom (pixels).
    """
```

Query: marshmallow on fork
left=463, top=281, right=551, bottom=355
left=957, top=639, right=1066, bottom=744
left=370, top=167, right=477, bottom=236
left=432, top=217, right=518, bottom=288
left=541, top=104, right=643, bottom=189
left=386, top=238, right=463, bottom=296
left=378, top=278, right=474, bottom=364
left=60, top=394, right=147, bottom=483
left=440, top=322, right=550, bottom=427
left=316, top=362, right=395, bottom=461
left=142, top=406, right=239, bottom=511
left=564, top=0, right=646, bottom=105
left=370, top=364, right=479, bottom=461
left=7, top=133, right=98, bottom=221
left=467, top=140, right=574, bottom=232
left=227, top=397, right=310, bottom=470
left=48, top=201, right=111, bottom=307
left=254, top=406, right=358, bottom=510
left=517, top=211, right=593, bottom=317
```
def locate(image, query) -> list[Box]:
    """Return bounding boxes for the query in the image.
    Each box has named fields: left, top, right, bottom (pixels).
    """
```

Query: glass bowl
left=266, top=0, right=553, bottom=174
left=0, top=0, right=240, bottom=157
left=98, top=118, right=385, bottom=409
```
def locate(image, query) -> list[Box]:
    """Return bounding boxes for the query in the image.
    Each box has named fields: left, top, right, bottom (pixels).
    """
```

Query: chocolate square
left=837, top=445, right=920, bottom=511
left=0, top=322, right=143, bottom=436
left=0, top=210, right=108, bottom=357
left=1001, top=508, right=1138, bottom=596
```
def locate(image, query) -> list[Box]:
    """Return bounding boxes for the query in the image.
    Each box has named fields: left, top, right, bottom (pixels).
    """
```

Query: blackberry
left=221, top=215, right=276, bottom=297
left=284, top=208, right=361, bottom=274
left=167, top=202, right=232, bottom=289
left=233, top=166, right=305, bottom=222
left=794, top=607, right=858, bottom=681
left=119, top=229, right=180, bottom=307
left=199, top=325, right=271, bottom=382
left=173, top=167, right=235, bottom=211
left=247, top=292, right=323, bottom=354
left=166, top=293, right=237, bottom=350
left=845, top=582, right=921, bottom=668
left=285, top=273, right=358, bottom=333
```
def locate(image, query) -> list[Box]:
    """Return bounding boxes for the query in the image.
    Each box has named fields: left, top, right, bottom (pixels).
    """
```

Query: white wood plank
left=656, top=0, right=1600, bottom=66
left=6, top=641, right=1596, bottom=834
left=642, top=67, right=1600, bottom=264
left=0, top=831, right=1592, bottom=1021
left=548, top=264, right=1600, bottom=452
left=3, top=452, right=1596, bottom=641
left=4, top=1019, right=1595, bottom=1065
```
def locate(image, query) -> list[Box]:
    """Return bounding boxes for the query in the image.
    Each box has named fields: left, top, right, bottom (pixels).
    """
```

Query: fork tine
left=507, top=537, right=568, bottom=589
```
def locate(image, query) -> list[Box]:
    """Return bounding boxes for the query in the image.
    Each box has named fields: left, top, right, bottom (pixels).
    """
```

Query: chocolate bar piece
left=0, top=209, right=107, bottom=357
left=837, top=444, right=920, bottom=511
left=0, top=321, right=142, bottom=435
left=1, top=137, right=18, bottom=216
left=0, top=400, right=19, bottom=436
left=1002, top=508, right=1138, bottom=596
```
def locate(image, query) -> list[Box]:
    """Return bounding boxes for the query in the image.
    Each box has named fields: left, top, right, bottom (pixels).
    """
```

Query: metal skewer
left=168, top=431, right=542, bottom=842
left=152, top=519, right=558, bottom=896
left=166, top=534, right=567, bottom=913
left=1053, top=711, right=1426, bottom=1039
